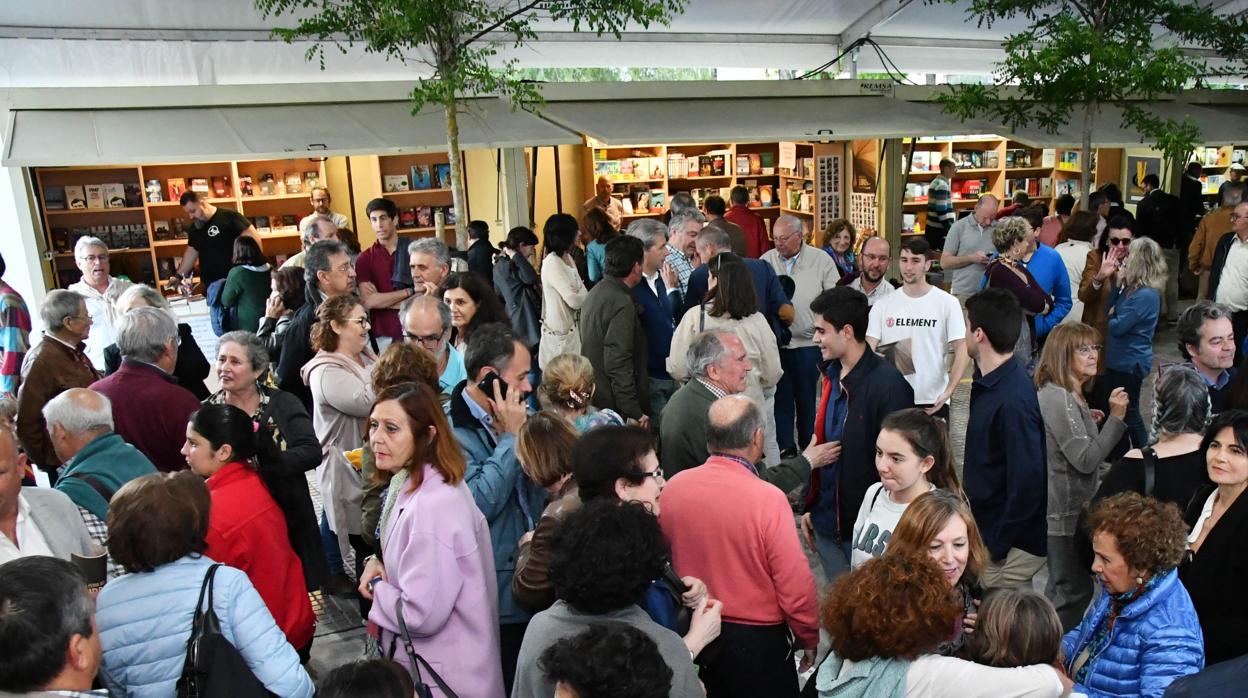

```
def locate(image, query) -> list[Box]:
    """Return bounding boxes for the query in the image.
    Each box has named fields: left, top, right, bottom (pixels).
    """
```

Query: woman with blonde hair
left=983, top=216, right=1053, bottom=364
left=1034, top=322, right=1129, bottom=630
left=819, top=218, right=857, bottom=280
left=1106, top=236, right=1167, bottom=449
left=512, top=412, right=582, bottom=613
left=886, top=489, right=990, bottom=656
left=537, top=353, right=623, bottom=432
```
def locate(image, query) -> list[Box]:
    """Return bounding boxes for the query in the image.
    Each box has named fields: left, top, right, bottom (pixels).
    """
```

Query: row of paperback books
left=1198, top=147, right=1248, bottom=167
left=50, top=224, right=149, bottom=252
left=593, top=156, right=666, bottom=182
left=667, top=150, right=732, bottom=179
left=151, top=219, right=191, bottom=241
left=152, top=177, right=230, bottom=203
left=904, top=178, right=989, bottom=203
left=45, top=184, right=143, bottom=210
left=399, top=205, right=457, bottom=229
left=382, top=164, right=454, bottom=193
left=239, top=171, right=320, bottom=197
left=1006, top=177, right=1053, bottom=198
left=248, top=216, right=300, bottom=234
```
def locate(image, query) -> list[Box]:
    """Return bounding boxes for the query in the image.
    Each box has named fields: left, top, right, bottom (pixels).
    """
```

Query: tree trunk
left=1080, top=101, right=1095, bottom=201
left=445, top=98, right=469, bottom=250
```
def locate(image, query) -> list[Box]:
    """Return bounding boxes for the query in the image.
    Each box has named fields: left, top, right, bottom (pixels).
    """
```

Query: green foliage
left=256, top=0, right=689, bottom=115
left=934, top=0, right=1248, bottom=165
left=515, top=66, right=718, bottom=82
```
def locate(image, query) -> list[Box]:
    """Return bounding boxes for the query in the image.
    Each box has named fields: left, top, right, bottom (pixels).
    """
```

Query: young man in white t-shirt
left=867, top=236, right=970, bottom=419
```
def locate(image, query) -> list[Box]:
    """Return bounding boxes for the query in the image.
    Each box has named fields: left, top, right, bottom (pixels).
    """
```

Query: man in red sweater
left=659, top=395, right=819, bottom=698
left=724, top=185, right=772, bottom=258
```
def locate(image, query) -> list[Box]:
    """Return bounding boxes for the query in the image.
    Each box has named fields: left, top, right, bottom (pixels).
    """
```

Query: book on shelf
left=434, top=164, right=453, bottom=189
left=103, top=183, right=126, bottom=209
left=157, top=257, right=179, bottom=280
left=124, top=183, right=144, bottom=208
left=619, top=158, right=636, bottom=179
left=736, top=155, right=750, bottom=176
left=44, top=185, right=66, bottom=210
left=152, top=220, right=171, bottom=240
left=749, top=153, right=762, bottom=176
left=650, top=190, right=667, bottom=211
left=144, top=179, right=163, bottom=203
left=698, top=155, right=713, bottom=177
left=258, top=174, right=276, bottom=196
left=620, top=196, right=635, bottom=215
left=383, top=174, right=410, bottom=193
left=252, top=216, right=271, bottom=233
left=65, top=185, right=87, bottom=209
left=667, top=154, right=686, bottom=179
left=983, top=150, right=1000, bottom=169
left=280, top=215, right=298, bottom=230
left=189, top=178, right=210, bottom=194
left=758, top=184, right=774, bottom=207
left=50, top=227, right=70, bottom=252
left=630, top=186, right=651, bottom=214
left=167, top=178, right=187, bottom=201
left=710, top=152, right=727, bottom=176
left=211, top=177, right=230, bottom=198
left=171, top=218, right=189, bottom=239
left=410, top=165, right=432, bottom=190
left=304, top=171, right=320, bottom=190
left=442, top=205, right=457, bottom=226
left=648, top=157, right=665, bottom=180
left=274, top=253, right=289, bottom=266
left=416, top=207, right=433, bottom=227
left=1041, top=149, right=1057, bottom=168
left=747, top=185, right=761, bottom=208
left=399, top=207, right=417, bottom=227
left=686, top=157, right=699, bottom=178
left=237, top=176, right=253, bottom=198
left=85, top=185, right=105, bottom=210
left=910, top=151, right=931, bottom=173
left=594, top=159, right=621, bottom=181
left=1203, top=147, right=1221, bottom=167
left=284, top=172, right=303, bottom=195
left=760, top=151, right=775, bottom=175
left=1233, top=149, right=1246, bottom=165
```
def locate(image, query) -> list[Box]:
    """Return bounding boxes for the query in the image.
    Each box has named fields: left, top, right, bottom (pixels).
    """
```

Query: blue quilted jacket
left=96, top=555, right=314, bottom=697
left=1062, top=569, right=1204, bottom=697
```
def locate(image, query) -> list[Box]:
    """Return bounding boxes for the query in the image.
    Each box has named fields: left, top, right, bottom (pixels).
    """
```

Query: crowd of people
left=0, top=176, right=1245, bottom=698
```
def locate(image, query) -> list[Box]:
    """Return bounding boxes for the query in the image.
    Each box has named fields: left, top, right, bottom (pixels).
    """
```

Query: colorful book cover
left=687, top=157, right=699, bottom=178
left=189, top=178, right=210, bottom=194
left=434, top=164, right=452, bottom=189
left=238, top=175, right=254, bottom=197
left=258, top=174, right=276, bottom=196
left=303, top=171, right=320, bottom=190
left=758, top=185, right=774, bottom=207
left=281, top=215, right=298, bottom=229
left=749, top=153, right=762, bottom=175
left=411, top=165, right=432, bottom=190
left=442, top=204, right=457, bottom=225
left=416, top=206, right=433, bottom=227
left=648, top=157, right=666, bottom=180
left=384, top=175, right=410, bottom=193
left=167, top=178, right=187, bottom=201
left=211, top=177, right=230, bottom=197
left=44, top=185, right=66, bottom=210
left=399, top=207, right=417, bottom=227
left=736, top=155, right=750, bottom=176
left=284, top=172, right=304, bottom=195
left=650, top=190, right=667, bottom=210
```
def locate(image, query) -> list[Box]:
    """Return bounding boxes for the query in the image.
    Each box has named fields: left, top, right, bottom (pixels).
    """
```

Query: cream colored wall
left=531, top=145, right=587, bottom=238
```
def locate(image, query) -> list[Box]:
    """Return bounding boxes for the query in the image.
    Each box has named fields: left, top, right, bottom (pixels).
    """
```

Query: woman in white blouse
left=668, top=253, right=781, bottom=463
left=538, top=214, right=589, bottom=370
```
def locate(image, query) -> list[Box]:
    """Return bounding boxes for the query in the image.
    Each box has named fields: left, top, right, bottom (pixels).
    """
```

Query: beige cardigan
left=539, top=253, right=588, bottom=368
left=300, top=349, right=375, bottom=539
left=667, top=308, right=783, bottom=407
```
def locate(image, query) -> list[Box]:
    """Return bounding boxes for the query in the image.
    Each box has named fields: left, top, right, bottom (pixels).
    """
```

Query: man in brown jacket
left=1191, top=183, right=1244, bottom=299
left=16, top=290, right=98, bottom=481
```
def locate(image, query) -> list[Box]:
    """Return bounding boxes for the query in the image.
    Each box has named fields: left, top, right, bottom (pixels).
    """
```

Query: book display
left=376, top=152, right=463, bottom=244
left=35, top=158, right=330, bottom=291
left=584, top=140, right=839, bottom=235
left=1193, top=144, right=1248, bottom=200
left=902, top=137, right=1121, bottom=233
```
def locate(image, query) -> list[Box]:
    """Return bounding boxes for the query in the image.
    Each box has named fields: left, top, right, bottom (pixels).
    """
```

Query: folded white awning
left=2, top=97, right=582, bottom=166
left=1006, top=102, right=1248, bottom=148
left=530, top=95, right=1005, bottom=145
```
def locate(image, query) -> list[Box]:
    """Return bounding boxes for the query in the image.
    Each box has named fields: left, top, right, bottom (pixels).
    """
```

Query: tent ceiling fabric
left=532, top=96, right=1003, bottom=145
left=1006, top=101, right=1248, bottom=148
left=2, top=98, right=581, bottom=166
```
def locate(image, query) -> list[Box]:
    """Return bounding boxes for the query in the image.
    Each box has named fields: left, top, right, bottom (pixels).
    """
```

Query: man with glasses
left=1210, top=200, right=1248, bottom=364
left=401, top=294, right=466, bottom=394
left=67, top=236, right=132, bottom=370
left=762, top=215, right=840, bottom=457
left=276, top=240, right=355, bottom=409
left=844, top=236, right=895, bottom=306
left=298, top=186, right=349, bottom=233
left=1176, top=300, right=1238, bottom=413
left=15, top=290, right=98, bottom=481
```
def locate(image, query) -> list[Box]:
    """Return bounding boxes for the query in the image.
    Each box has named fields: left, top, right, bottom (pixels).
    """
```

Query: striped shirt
left=0, top=280, right=30, bottom=398
left=926, top=175, right=955, bottom=232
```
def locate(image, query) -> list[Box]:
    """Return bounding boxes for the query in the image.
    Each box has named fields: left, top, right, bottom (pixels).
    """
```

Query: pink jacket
left=369, top=464, right=502, bottom=698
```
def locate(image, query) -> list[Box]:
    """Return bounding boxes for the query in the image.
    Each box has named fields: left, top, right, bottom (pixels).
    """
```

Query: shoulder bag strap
left=1142, top=447, right=1157, bottom=498
left=394, top=599, right=459, bottom=698
left=66, top=472, right=116, bottom=503
left=699, top=304, right=706, bottom=332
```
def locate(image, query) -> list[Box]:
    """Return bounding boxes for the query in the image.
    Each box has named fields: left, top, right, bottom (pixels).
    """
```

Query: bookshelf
left=376, top=152, right=463, bottom=244
left=584, top=140, right=830, bottom=236
left=1192, top=145, right=1248, bottom=203
left=34, top=158, right=330, bottom=291
left=901, top=136, right=1122, bottom=233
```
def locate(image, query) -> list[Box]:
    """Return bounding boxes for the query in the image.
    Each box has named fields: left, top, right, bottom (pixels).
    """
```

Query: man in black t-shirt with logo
left=176, top=191, right=258, bottom=287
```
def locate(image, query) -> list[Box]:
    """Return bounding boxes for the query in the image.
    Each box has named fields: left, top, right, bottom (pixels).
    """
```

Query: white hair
left=42, top=389, right=113, bottom=435
left=73, top=236, right=108, bottom=259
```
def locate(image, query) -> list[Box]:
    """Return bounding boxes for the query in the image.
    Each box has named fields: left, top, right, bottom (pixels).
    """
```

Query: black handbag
left=176, top=564, right=272, bottom=698
left=387, top=598, right=459, bottom=698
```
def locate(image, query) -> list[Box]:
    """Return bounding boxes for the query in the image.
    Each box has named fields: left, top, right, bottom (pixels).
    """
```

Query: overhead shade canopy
left=531, top=96, right=1004, bottom=145
left=1007, top=102, right=1248, bottom=148
left=2, top=97, right=581, bottom=166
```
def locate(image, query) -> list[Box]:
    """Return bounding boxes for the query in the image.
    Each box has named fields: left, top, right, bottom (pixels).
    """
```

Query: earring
left=1135, top=576, right=1145, bottom=585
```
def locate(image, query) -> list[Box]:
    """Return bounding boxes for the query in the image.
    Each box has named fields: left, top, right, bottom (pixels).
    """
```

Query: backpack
left=205, top=279, right=238, bottom=337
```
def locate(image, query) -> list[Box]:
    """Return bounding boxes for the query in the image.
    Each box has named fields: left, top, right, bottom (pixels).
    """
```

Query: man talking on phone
left=447, top=322, right=547, bottom=694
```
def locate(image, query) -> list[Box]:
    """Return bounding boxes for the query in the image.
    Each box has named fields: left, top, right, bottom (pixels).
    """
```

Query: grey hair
left=117, top=284, right=171, bottom=312
left=668, top=192, right=699, bottom=218
left=1176, top=300, right=1233, bottom=359
left=1121, top=236, right=1168, bottom=290
left=1150, top=366, right=1211, bottom=442
left=42, top=388, right=113, bottom=435
left=992, top=217, right=1031, bottom=253
left=116, top=306, right=177, bottom=363
left=687, top=331, right=731, bottom=380
left=409, top=237, right=451, bottom=270
left=696, top=225, right=732, bottom=254
left=0, top=556, right=95, bottom=681
left=303, top=239, right=349, bottom=289
left=400, top=294, right=453, bottom=336
left=706, top=395, right=764, bottom=451
left=626, top=218, right=669, bottom=251
left=773, top=214, right=804, bottom=238
left=668, top=207, right=707, bottom=233
left=73, top=236, right=108, bottom=259
left=301, top=220, right=322, bottom=247
left=1220, top=181, right=1244, bottom=207
left=40, top=290, right=84, bottom=331
left=217, top=330, right=270, bottom=374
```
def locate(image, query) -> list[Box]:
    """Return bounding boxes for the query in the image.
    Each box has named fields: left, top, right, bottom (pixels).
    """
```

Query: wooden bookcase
left=35, top=158, right=329, bottom=290
left=901, top=136, right=1122, bottom=232
left=376, top=152, right=465, bottom=245
left=1192, top=144, right=1248, bottom=203
left=582, top=140, right=838, bottom=236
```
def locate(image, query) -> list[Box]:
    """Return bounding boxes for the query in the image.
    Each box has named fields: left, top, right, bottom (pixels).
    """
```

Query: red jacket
left=204, top=461, right=315, bottom=649
left=91, top=360, right=200, bottom=472
left=724, top=204, right=772, bottom=258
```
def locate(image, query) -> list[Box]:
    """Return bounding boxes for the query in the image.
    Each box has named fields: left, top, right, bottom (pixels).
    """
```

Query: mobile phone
left=476, top=370, right=508, bottom=401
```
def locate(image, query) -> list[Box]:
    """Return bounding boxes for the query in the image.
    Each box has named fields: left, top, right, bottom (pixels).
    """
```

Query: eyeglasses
left=332, top=263, right=353, bottom=273
left=78, top=254, right=109, bottom=263
left=350, top=317, right=371, bottom=328
left=1108, top=237, right=1131, bottom=246
left=1076, top=344, right=1102, bottom=357
left=640, top=467, right=665, bottom=480
left=404, top=331, right=444, bottom=348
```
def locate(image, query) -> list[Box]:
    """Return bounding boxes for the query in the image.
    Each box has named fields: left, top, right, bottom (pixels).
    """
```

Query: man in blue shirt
left=1017, top=206, right=1072, bottom=341
left=401, top=295, right=466, bottom=395
left=963, top=288, right=1048, bottom=590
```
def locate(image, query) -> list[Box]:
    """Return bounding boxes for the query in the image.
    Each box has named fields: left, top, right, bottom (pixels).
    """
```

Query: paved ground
left=304, top=306, right=1194, bottom=680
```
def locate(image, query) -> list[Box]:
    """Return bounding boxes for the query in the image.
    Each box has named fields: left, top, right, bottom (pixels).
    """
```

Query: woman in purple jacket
left=984, top=216, right=1052, bottom=365
left=358, top=382, right=503, bottom=698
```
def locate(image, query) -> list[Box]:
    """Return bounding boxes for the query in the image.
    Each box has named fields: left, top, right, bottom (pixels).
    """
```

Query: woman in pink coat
left=359, top=382, right=503, bottom=698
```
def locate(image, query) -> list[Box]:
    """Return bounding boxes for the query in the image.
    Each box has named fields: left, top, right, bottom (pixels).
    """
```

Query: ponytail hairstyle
left=187, top=403, right=282, bottom=479
left=880, top=408, right=961, bottom=496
